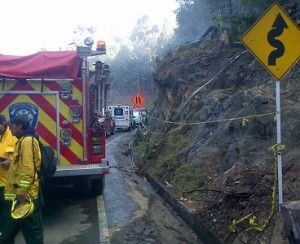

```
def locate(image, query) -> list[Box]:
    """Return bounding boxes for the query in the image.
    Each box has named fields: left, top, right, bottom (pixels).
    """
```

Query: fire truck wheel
left=105, top=128, right=110, bottom=138
left=74, top=178, right=90, bottom=197
left=111, top=126, right=115, bottom=135
left=75, top=176, right=105, bottom=197
left=91, top=176, right=105, bottom=196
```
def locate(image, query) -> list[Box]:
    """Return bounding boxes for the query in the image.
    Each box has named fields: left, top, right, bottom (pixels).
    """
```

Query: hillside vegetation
left=132, top=33, right=300, bottom=243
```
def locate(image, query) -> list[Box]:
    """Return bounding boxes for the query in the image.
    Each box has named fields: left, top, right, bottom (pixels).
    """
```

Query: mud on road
left=107, top=132, right=201, bottom=244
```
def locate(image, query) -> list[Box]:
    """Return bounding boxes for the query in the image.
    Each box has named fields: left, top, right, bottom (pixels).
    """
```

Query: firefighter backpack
left=37, top=139, right=58, bottom=182
left=20, top=137, right=58, bottom=183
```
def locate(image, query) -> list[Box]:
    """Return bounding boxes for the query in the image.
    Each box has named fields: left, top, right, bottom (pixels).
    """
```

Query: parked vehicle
left=0, top=41, right=109, bottom=196
left=133, top=111, right=142, bottom=127
left=133, top=107, right=148, bottom=126
left=98, top=111, right=115, bottom=137
left=107, top=105, right=134, bottom=131
left=133, top=110, right=147, bottom=127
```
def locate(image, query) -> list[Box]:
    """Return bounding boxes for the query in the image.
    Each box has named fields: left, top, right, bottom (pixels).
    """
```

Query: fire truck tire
left=105, top=128, right=110, bottom=138
left=91, top=176, right=105, bottom=196
left=75, top=176, right=105, bottom=197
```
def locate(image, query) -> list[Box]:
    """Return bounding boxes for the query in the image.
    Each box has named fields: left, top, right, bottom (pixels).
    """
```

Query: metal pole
left=82, top=57, right=88, bottom=161
left=276, top=80, right=283, bottom=209
left=102, top=81, right=106, bottom=115
left=98, top=84, right=102, bottom=114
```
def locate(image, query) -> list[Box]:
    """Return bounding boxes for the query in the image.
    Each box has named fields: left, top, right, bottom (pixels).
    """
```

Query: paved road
left=15, top=130, right=200, bottom=243
left=15, top=132, right=128, bottom=244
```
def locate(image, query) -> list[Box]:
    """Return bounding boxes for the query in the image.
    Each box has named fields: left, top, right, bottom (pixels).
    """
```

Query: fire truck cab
left=0, top=41, right=110, bottom=196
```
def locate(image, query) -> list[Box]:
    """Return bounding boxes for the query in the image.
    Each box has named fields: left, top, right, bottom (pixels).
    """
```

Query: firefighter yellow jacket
left=0, top=127, right=17, bottom=187
left=4, top=136, right=41, bottom=201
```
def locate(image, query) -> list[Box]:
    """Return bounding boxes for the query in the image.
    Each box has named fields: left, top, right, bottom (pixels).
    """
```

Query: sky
left=0, top=0, right=178, bottom=56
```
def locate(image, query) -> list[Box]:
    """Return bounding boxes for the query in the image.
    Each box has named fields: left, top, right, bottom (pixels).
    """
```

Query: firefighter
left=1, top=114, right=44, bottom=244
left=0, top=114, right=17, bottom=242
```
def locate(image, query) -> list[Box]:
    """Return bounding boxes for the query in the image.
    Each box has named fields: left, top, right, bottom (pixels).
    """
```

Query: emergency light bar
left=76, top=39, right=106, bottom=57
left=96, top=41, right=106, bottom=51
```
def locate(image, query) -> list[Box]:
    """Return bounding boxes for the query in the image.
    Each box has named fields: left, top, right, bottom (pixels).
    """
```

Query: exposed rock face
left=134, top=37, right=300, bottom=243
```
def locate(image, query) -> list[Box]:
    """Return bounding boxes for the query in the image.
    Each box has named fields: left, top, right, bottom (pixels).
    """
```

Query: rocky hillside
left=132, top=32, right=300, bottom=243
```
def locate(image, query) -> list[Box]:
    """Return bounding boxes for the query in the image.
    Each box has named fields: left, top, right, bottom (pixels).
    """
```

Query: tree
left=71, top=25, right=97, bottom=47
left=108, top=15, right=174, bottom=105
left=173, top=0, right=213, bottom=45
left=173, top=0, right=291, bottom=44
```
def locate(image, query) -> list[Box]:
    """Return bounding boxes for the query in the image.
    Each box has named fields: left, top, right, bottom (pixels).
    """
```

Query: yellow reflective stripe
left=4, top=193, right=16, bottom=200
left=19, top=180, right=30, bottom=188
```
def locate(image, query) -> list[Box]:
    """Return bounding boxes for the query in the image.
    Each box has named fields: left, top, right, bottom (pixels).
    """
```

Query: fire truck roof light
left=96, top=41, right=106, bottom=52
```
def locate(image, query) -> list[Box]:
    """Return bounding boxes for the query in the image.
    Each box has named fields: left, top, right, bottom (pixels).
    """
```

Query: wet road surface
left=15, top=131, right=200, bottom=243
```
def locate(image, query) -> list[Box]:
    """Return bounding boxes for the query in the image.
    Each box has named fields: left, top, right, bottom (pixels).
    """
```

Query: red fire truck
left=0, top=41, right=110, bottom=196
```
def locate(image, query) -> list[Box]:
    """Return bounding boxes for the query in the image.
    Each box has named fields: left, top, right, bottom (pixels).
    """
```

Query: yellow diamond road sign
left=242, top=3, right=300, bottom=80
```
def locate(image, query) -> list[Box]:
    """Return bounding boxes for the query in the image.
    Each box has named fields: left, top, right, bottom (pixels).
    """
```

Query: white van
left=107, top=105, right=134, bottom=131
left=133, top=110, right=142, bottom=127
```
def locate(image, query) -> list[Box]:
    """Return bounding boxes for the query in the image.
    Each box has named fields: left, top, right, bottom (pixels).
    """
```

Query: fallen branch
left=182, top=188, right=254, bottom=198
left=182, top=188, right=225, bottom=196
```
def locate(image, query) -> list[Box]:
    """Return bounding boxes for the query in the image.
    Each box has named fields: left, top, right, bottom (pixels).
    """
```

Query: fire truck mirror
left=60, top=129, right=72, bottom=146
left=69, top=106, right=81, bottom=123
left=60, top=82, right=72, bottom=100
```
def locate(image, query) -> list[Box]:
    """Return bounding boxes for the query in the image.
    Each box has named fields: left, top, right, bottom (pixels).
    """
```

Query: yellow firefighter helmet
left=11, top=196, right=34, bottom=219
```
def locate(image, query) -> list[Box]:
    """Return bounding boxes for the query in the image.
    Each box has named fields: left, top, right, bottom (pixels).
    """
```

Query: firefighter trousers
left=0, top=192, right=44, bottom=244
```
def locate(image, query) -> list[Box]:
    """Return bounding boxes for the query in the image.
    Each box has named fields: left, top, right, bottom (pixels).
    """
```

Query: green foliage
left=131, top=135, right=157, bottom=162
left=132, top=129, right=205, bottom=196
left=174, top=0, right=213, bottom=45
left=240, top=0, right=289, bottom=10
left=173, top=0, right=294, bottom=44
left=161, top=161, right=207, bottom=200
left=107, top=15, right=174, bottom=103
left=152, top=156, right=180, bottom=178
left=95, top=0, right=297, bottom=105
left=227, top=0, right=292, bottom=41
left=229, top=14, right=258, bottom=42
left=109, top=45, right=138, bottom=89
left=132, top=127, right=144, bottom=141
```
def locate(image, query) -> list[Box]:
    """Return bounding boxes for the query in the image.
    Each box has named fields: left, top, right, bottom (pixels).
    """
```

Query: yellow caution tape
left=138, top=112, right=281, bottom=234
left=229, top=213, right=253, bottom=233
left=229, top=143, right=284, bottom=234
left=142, top=112, right=275, bottom=136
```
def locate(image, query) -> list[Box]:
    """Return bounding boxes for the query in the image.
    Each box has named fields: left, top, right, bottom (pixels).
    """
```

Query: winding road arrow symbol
left=267, top=13, right=288, bottom=66
left=242, top=2, right=300, bottom=80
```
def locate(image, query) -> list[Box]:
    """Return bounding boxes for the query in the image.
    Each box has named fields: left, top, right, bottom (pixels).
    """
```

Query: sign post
left=242, top=3, right=300, bottom=209
left=275, top=80, right=283, bottom=206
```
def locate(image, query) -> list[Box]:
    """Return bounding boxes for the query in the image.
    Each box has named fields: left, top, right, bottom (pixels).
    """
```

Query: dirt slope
left=132, top=36, right=300, bottom=244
